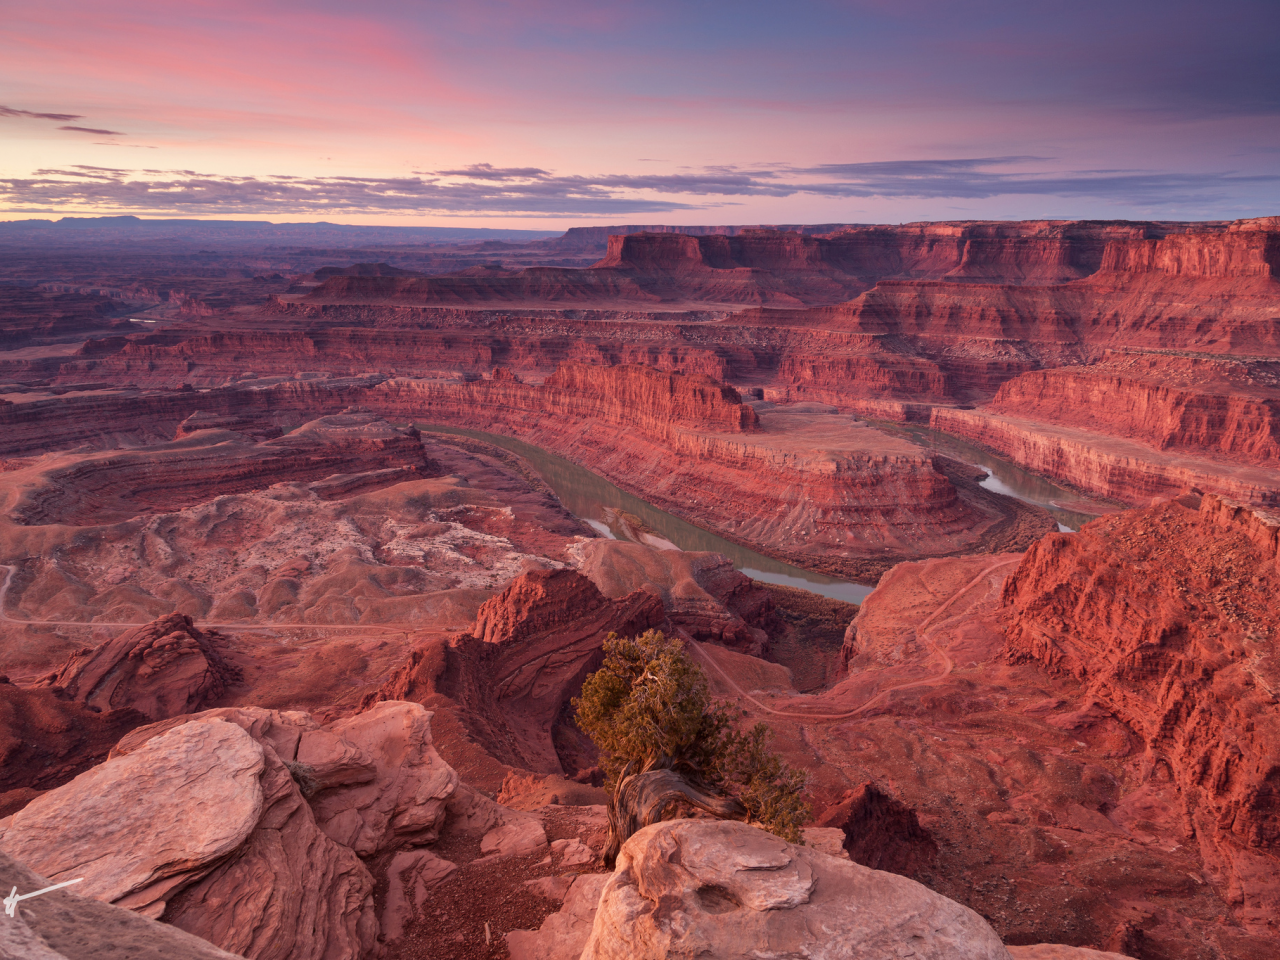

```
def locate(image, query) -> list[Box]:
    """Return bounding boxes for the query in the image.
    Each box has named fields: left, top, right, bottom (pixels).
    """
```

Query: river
left=419, top=419, right=1113, bottom=605
left=418, top=424, right=875, bottom=603
left=882, top=424, right=1114, bottom=531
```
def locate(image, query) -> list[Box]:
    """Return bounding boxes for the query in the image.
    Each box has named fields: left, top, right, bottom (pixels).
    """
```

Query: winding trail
left=685, top=557, right=1021, bottom=724
left=0, top=564, right=410, bottom=634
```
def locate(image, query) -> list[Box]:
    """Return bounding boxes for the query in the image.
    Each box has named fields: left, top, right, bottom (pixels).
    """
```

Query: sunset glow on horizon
left=2, top=0, right=1277, bottom=227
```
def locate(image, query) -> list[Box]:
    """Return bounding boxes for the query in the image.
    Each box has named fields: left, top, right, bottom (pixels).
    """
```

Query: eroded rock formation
left=363, top=568, right=665, bottom=785
left=1003, top=494, right=1280, bottom=932
left=574, top=540, right=772, bottom=652
left=0, top=701, right=468, bottom=959
left=37, top=614, right=239, bottom=720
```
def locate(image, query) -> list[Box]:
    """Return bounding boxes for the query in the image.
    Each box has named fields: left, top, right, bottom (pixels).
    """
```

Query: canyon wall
left=542, top=362, right=758, bottom=433
left=1092, top=226, right=1279, bottom=280
left=989, top=358, right=1280, bottom=466
left=298, top=220, right=1267, bottom=312
left=930, top=406, right=1280, bottom=507
left=1003, top=495, right=1280, bottom=931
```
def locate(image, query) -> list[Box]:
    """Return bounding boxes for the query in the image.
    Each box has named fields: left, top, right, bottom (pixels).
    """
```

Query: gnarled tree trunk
left=605, top=766, right=747, bottom=865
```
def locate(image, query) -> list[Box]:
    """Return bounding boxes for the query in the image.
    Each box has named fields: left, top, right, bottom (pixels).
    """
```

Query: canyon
left=0, top=216, right=1276, bottom=960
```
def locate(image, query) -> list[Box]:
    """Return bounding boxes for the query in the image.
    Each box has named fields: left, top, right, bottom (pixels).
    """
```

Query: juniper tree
left=573, top=629, right=810, bottom=863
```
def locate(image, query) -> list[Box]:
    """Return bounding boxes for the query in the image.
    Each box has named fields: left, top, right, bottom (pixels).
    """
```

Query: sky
left=1, top=0, right=1278, bottom=227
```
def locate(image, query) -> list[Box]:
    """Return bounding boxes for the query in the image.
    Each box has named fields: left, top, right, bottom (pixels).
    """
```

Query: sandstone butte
left=0, top=216, right=1278, bottom=960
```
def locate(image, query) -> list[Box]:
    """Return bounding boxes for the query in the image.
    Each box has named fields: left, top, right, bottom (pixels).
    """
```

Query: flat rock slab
left=0, top=850, right=245, bottom=960
left=481, top=817, right=548, bottom=858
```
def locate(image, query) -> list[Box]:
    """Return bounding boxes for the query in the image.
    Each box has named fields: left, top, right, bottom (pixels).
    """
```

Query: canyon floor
left=0, top=217, right=1277, bottom=960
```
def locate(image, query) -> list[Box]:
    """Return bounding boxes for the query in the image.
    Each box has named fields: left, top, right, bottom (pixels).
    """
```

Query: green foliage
left=573, top=629, right=811, bottom=843
left=713, top=723, right=811, bottom=843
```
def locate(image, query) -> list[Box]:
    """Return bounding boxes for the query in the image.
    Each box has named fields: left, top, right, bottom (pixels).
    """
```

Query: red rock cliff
left=1094, top=228, right=1279, bottom=280
left=544, top=362, right=759, bottom=434
left=1002, top=496, right=1280, bottom=931
left=989, top=357, right=1280, bottom=466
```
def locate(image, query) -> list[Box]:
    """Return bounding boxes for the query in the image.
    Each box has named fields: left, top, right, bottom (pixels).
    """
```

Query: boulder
left=551, top=837, right=595, bottom=867
left=115, top=701, right=456, bottom=857
left=309, top=701, right=459, bottom=855
left=38, top=614, right=240, bottom=720
left=523, top=874, right=576, bottom=901
left=480, top=816, right=549, bottom=858
left=112, top=705, right=378, bottom=794
left=580, top=819, right=1013, bottom=960
left=155, top=731, right=378, bottom=960
left=0, top=720, right=265, bottom=914
left=2, top=713, right=381, bottom=960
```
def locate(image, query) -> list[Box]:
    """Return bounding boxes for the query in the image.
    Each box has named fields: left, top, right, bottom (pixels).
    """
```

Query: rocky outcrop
left=1003, top=495, right=1280, bottom=932
left=112, top=702, right=459, bottom=857
left=364, top=569, right=664, bottom=783
left=574, top=540, right=772, bottom=653
left=579, top=819, right=1013, bottom=960
left=1, top=717, right=379, bottom=958
left=37, top=614, right=239, bottom=720
left=0, top=849, right=244, bottom=960
left=0, top=702, right=460, bottom=959
left=308, top=701, right=460, bottom=855
left=0, top=721, right=277, bottom=915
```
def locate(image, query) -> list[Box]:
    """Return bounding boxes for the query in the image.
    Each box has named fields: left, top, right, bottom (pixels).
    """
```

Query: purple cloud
left=2, top=158, right=1276, bottom=218
left=59, top=125, right=127, bottom=136
left=1, top=105, right=83, bottom=122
